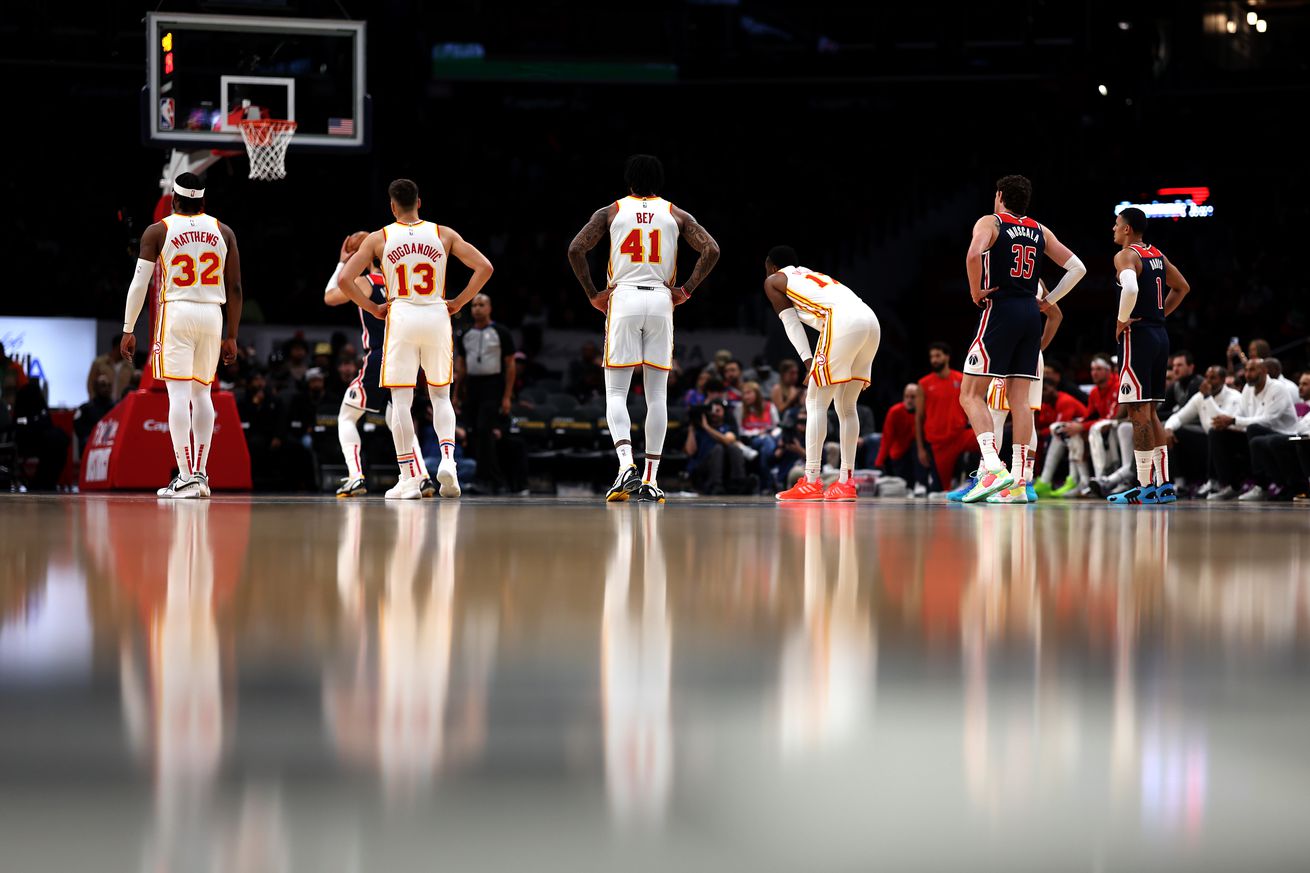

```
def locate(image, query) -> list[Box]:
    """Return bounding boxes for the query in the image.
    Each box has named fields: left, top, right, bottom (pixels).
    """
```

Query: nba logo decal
left=159, top=97, right=175, bottom=131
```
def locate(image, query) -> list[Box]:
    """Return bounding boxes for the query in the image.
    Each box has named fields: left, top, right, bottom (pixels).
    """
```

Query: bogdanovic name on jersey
left=385, top=241, right=444, bottom=265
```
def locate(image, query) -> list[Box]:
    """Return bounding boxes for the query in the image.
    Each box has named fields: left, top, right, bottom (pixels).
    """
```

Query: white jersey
left=381, top=220, right=448, bottom=306
left=779, top=266, right=865, bottom=329
left=158, top=213, right=227, bottom=305
left=608, top=196, right=679, bottom=288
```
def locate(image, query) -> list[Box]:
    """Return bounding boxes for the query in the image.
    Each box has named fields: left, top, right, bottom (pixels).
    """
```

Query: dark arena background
left=3, top=3, right=1310, bottom=871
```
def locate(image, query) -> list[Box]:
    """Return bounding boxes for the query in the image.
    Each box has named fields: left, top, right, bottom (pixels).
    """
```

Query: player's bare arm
left=671, top=206, right=721, bottom=303
left=765, top=273, right=813, bottom=379
left=567, top=205, right=616, bottom=311
left=441, top=226, right=494, bottom=316
left=966, top=215, right=1000, bottom=305
left=1036, top=225, right=1086, bottom=312
left=325, top=234, right=368, bottom=307
left=121, top=221, right=166, bottom=361
left=1040, top=302, right=1063, bottom=351
left=219, top=222, right=243, bottom=365
left=1161, top=257, right=1191, bottom=317
left=339, top=231, right=388, bottom=318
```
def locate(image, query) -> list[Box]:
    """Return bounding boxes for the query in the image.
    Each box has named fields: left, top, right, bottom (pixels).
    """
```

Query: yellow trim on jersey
left=785, top=288, right=835, bottom=385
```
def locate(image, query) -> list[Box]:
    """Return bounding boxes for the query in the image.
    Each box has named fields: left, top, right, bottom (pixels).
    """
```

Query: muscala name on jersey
left=385, top=242, right=444, bottom=265
left=634, top=212, right=658, bottom=225
left=1148, top=258, right=1163, bottom=270
left=169, top=230, right=221, bottom=248
left=1005, top=226, right=1040, bottom=242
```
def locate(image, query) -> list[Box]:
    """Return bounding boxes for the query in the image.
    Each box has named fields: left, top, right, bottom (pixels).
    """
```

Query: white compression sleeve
left=1043, top=254, right=1086, bottom=305
left=1116, top=269, right=1139, bottom=322
left=778, top=308, right=812, bottom=361
left=325, top=262, right=345, bottom=297
left=123, top=258, right=155, bottom=332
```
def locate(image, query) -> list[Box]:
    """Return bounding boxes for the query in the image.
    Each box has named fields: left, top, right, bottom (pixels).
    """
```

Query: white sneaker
left=385, top=477, right=422, bottom=500
left=1238, top=485, right=1267, bottom=502
left=436, top=459, right=461, bottom=498
left=1196, top=480, right=1217, bottom=498
left=170, top=475, right=204, bottom=499
left=190, top=472, right=211, bottom=497
left=157, top=474, right=188, bottom=498
left=1207, top=485, right=1237, bottom=501
left=912, top=483, right=927, bottom=498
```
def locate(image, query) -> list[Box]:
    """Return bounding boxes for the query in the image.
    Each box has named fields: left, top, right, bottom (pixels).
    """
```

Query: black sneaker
left=606, top=465, right=641, bottom=502
left=336, top=476, right=367, bottom=498
left=636, top=482, right=666, bottom=503
left=419, top=477, right=437, bottom=498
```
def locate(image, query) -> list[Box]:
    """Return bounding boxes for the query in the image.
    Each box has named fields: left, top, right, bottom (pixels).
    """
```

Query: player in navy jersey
left=325, top=233, right=435, bottom=498
left=1105, top=207, right=1192, bottom=505
left=959, top=175, right=1087, bottom=503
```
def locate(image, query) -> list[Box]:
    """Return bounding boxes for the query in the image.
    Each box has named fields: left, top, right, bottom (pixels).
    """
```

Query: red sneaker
left=776, top=478, right=826, bottom=501
left=824, top=480, right=858, bottom=501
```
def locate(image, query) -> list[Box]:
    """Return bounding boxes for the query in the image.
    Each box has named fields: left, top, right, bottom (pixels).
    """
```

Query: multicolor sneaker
left=336, top=476, right=367, bottom=499
left=1155, top=483, right=1177, bottom=504
left=946, top=473, right=978, bottom=503
left=1032, top=479, right=1055, bottom=499
left=776, top=478, right=826, bottom=501
left=824, top=480, right=858, bottom=501
left=1025, top=482, right=1038, bottom=503
left=1050, top=476, right=1079, bottom=498
left=636, top=482, right=666, bottom=503
left=606, top=465, right=641, bottom=502
left=961, top=466, right=1014, bottom=504
left=985, top=481, right=1030, bottom=504
left=1107, top=484, right=1158, bottom=505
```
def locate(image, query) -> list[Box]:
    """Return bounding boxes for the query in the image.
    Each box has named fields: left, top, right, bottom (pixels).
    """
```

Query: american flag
left=328, top=117, right=354, bottom=136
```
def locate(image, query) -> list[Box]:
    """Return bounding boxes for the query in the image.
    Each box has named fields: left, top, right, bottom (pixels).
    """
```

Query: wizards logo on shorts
left=968, top=354, right=980, bottom=366
left=1121, top=383, right=1131, bottom=395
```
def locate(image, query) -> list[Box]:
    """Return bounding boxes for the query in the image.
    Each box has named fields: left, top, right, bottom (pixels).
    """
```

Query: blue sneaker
left=947, top=473, right=978, bottom=503
left=1155, top=483, right=1177, bottom=504
left=1025, top=482, right=1038, bottom=503
left=1107, top=484, right=1158, bottom=505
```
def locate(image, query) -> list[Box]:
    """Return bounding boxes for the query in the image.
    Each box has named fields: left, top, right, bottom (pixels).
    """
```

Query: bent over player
left=122, top=172, right=243, bottom=498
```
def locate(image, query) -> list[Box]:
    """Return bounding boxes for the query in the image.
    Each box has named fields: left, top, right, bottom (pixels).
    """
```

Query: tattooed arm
left=567, top=204, right=617, bottom=311
left=670, top=206, right=721, bottom=303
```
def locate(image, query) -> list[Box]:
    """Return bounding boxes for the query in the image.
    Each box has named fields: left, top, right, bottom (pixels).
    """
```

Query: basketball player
left=959, top=175, right=1087, bottom=503
left=766, top=248, right=882, bottom=501
left=948, top=279, right=1063, bottom=503
left=324, top=233, right=435, bottom=498
left=337, top=179, right=494, bottom=499
left=121, top=172, right=242, bottom=498
left=1105, top=207, right=1192, bottom=505
left=567, top=155, right=721, bottom=504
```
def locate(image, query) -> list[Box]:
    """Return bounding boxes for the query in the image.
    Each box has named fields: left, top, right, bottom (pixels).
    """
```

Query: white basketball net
left=238, top=119, right=297, bottom=181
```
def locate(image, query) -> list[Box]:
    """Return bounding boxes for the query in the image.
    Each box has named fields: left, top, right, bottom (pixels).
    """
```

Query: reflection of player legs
left=385, top=388, right=422, bottom=499
left=428, top=385, right=460, bottom=498
left=604, top=367, right=641, bottom=501
left=637, top=365, right=668, bottom=503
left=824, top=382, right=862, bottom=501
left=777, top=385, right=834, bottom=500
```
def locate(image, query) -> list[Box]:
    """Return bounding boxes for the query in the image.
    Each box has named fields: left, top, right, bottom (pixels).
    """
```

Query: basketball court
left=2, top=494, right=1309, bottom=871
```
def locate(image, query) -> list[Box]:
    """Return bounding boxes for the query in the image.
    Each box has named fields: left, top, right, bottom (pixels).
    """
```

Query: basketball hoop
left=238, top=119, right=297, bottom=181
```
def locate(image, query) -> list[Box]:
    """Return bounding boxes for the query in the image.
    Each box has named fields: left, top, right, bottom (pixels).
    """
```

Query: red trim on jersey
left=997, top=212, right=1040, bottom=229
left=357, top=304, right=370, bottom=352
left=1129, top=244, right=1162, bottom=260
left=1121, top=330, right=1143, bottom=397
left=969, top=300, right=993, bottom=373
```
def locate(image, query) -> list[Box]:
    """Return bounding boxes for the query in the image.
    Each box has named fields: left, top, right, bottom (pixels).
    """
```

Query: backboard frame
left=143, top=12, right=368, bottom=152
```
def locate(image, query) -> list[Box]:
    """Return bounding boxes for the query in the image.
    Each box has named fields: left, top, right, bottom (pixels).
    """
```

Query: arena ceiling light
left=1098, top=84, right=1109, bottom=96
left=1226, top=19, right=1238, bottom=33
left=1247, top=11, right=1258, bottom=25
left=1257, top=19, right=1268, bottom=32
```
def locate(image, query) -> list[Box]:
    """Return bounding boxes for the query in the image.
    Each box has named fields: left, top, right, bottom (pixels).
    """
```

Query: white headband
left=174, top=182, right=205, bottom=198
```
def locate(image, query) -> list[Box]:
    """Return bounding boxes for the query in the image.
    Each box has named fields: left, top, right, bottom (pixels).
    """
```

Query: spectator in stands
left=567, top=340, right=604, bottom=401
left=682, top=368, right=712, bottom=407
left=86, top=333, right=132, bottom=401
left=916, top=342, right=973, bottom=493
left=1248, top=406, right=1310, bottom=500
left=284, top=337, right=310, bottom=385
left=1264, top=357, right=1299, bottom=405
left=772, top=404, right=807, bottom=488
left=13, top=381, right=68, bottom=490
left=1226, top=337, right=1271, bottom=377
left=1298, top=372, right=1310, bottom=416
left=238, top=371, right=285, bottom=489
left=336, top=357, right=358, bottom=403
left=1206, top=358, right=1300, bottom=500
left=771, top=359, right=804, bottom=415
left=455, top=293, right=518, bottom=494
left=1046, top=356, right=1118, bottom=496
left=275, top=367, right=325, bottom=490
left=1158, top=350, right=1201, bottom=419
left=685, top=399, right=756, bottom=495
left=1043, top=358, right=1088, bottom=405
left=1163, top=365, right=1241, bottom=492
left=876, top=383, right=921, bottom=487
left=74, top=374, right=116, bottom=445
left=312, top=342, right=334, bottom=379
left=738, top=381, right=779, bottom=486
left=1033, top=381, right=1088, bottom=496
left=721, top=359, right=744, bottom=405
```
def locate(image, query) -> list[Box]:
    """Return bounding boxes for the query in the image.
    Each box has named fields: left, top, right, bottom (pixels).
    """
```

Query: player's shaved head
left=387, top=178, right=419, bottom=210
left=624, top=155, right=664, bottom=197
left=995, top=174, right=1032, bottom=214
left=766, top=246, right=797, bottom=271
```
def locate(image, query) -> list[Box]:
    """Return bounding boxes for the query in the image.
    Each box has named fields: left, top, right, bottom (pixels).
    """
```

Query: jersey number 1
left=1156, top=277, right=1163, bottom=309
left=1010, top=245, right=1036, bottom=279
left=620, top=228, right=662, bottom=264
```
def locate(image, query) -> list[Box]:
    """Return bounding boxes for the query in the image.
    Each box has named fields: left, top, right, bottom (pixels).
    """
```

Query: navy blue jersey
left=1125, top=243, right=1167, bottom=323
left=357, top=272, right=387, bottom=353
left=982, top=213, right=1046, bottom=301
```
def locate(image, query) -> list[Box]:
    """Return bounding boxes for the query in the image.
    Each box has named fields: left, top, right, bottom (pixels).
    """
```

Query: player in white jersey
left=568, top=155, right=721, bottom=503
left=122, top=172, right=243, bottom=498
left=766, top=247, right=882, bottom=502
left=948, top=279, right=1063, bottom=504
left=337, top=179, right=493, bottom=499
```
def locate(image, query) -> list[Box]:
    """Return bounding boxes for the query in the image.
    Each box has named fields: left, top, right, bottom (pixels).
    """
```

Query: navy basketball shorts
left=1118, top=322, right=1168, bottom=404
left=963, top=295, right=1042, bottom=380
left=344, top=350, right=386, bottom=413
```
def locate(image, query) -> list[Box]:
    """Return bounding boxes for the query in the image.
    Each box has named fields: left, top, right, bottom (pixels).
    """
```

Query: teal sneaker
left=947, top=473, right=978, bottom=503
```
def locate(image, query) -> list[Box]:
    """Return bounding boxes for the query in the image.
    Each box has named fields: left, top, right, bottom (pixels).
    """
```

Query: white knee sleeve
left=806, top=385, right=834, bottom=477
left=836, top=381, right=861, bottom=471
left=1115, top=421, right=1135, bottom=475
left=605, top=367, right=634, bottom=445
left=339, top=399, right=365, bottom=478
left=389, top=388, right=416, bottom=456
left=642, top=365, right=668, bottom=456
left=428, top=384, right=456, bottom=444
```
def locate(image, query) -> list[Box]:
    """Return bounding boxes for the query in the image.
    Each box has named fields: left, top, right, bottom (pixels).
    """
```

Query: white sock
left=1024, top=430, right=1037, bottom=483
left=643, top=457, right=660, bottom=485
left=1134, top=449, right=1154, bottom=488
left=617, top=443, right=634, bottom=470
left=165, top=380, right=193, bottom=478
left=189, top=381, right=215, bottom=476
left=976, top=432, right=1002, bottom=469
left=1011, top=444, right=1028, bottom=483
left=413, top=436, right=430, bottom=478
left=339, top=401, right=365, bottom=480
left=839, top=469, right=851, bottom=483
left=1152, top=446, right=1169, bottom=485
